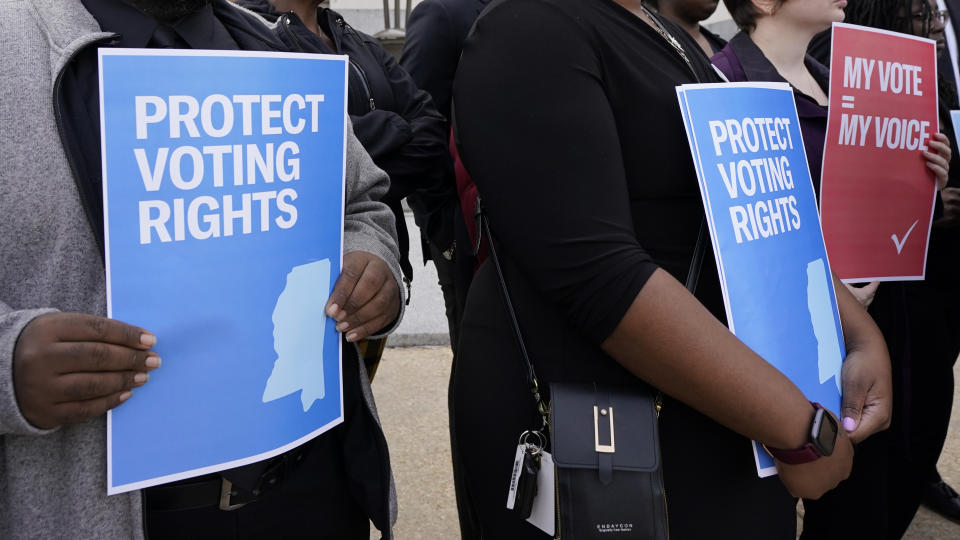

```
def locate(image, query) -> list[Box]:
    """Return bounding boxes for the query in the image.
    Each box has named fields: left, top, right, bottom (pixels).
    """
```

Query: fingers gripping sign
left=12, top=313, right=161, bottom=429
left=325, top=251, right=401, bottom=342
left=923, top=132, right=952, bottom=190
left=839, top=348, right=892, bottom=444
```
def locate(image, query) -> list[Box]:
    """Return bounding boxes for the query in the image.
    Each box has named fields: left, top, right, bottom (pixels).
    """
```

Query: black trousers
left=144, top=427, right=369, bottom=540
left=431, top=205, right=482, bottom=540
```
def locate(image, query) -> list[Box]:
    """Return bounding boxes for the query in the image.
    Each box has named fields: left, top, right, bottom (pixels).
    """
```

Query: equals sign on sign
left=841, top=96, right=856, bottom=109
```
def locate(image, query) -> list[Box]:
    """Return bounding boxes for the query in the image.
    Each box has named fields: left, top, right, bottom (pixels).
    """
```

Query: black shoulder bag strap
left=478, top=202, right=708, bottom=433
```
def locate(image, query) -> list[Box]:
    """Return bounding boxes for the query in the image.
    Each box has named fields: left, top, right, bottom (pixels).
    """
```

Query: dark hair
left=843, top=0, right=928, bottom=36
left=722, top=0, right=782, bottom=32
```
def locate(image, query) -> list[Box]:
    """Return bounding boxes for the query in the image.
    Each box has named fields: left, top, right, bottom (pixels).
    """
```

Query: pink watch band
left=765, top=442, right=822, bottom=464
left=765, top=402, right=832, bottom=465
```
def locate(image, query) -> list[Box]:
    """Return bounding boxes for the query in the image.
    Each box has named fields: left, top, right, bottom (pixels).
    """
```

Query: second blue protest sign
left=100, top=49, right=348, bottom=493
left=677, top=82, right=845, bottom=477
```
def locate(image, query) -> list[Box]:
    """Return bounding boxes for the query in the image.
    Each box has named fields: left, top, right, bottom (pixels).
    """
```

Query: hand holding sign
left=840, top=347, right=893, bottom=443
left=326, top=251, right=401, bottom=342
left=924, top=132, right=951, bottom=191
left=832, top=272, right=892, bottom=444
left=13, top=313, right=160, bottom=429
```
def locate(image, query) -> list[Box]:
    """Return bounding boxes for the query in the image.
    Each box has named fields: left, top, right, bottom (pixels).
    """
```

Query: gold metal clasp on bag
left=593, top=405, right=615, bottom=453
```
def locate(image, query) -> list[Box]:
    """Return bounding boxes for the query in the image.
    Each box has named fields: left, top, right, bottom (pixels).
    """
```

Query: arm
left=400, top=0, right=459, bottom=122
left=602, top=271, right=856, bottom=498
left=354, top=38, right=455, bottom=248
left=455, top=0, right=853, bottom=497
left=0, top=303, right=55, bottom=435
left=358, top=39, right=450, bottom=200
left=602, top=271, right=819, bottom=450
left=348, top=110, right=413, bottom=161
left=325, top=122, right=404, bottom=341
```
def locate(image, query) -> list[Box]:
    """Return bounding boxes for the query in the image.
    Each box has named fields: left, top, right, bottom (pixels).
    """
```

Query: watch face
left=811, top=407, right=839, bottom=456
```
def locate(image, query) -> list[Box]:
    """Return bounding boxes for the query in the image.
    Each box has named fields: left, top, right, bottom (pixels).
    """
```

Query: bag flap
left=549, top=382, right=660, bottom=472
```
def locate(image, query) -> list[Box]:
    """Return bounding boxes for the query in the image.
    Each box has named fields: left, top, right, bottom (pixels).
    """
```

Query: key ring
left=518, top=430, right=545, bottom=456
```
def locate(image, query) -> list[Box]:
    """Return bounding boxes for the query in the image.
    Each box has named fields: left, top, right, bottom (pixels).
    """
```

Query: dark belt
left=145, top=445, right=310, bottom=512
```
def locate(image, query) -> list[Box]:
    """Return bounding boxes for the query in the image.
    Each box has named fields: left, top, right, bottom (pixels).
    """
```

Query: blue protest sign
left=100, top=49, right=348, bottom=494
left=951, top=111, right=960, bottom=149
left=677, top=83, right=845, bottom=477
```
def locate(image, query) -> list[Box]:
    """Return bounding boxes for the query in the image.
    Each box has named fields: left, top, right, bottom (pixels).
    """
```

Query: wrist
left=766, top=402, right=839, bottom=464
left=770, top=398, right=818, bottom=450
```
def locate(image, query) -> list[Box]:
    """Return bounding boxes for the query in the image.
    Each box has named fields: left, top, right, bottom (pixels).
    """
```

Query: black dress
left=452, top=0, right=796, bottom=537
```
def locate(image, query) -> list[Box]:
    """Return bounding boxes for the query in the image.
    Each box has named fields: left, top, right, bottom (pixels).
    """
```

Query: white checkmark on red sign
left=891, top=219, right=920, bottom=254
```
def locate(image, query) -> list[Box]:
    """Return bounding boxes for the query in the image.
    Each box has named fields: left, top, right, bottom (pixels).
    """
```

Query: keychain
left=506, top=430, right=545, bottom=519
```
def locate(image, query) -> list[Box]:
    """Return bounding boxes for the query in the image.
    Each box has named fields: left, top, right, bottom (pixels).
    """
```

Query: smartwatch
left=765, top=402, right=839, bottom=465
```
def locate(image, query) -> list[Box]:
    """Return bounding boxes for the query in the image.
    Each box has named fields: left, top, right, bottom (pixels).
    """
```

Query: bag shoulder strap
left=480, top=203, right=707, bottom=429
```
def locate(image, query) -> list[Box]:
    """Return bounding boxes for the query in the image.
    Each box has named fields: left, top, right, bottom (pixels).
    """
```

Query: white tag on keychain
left=506, top=443, right=525, bottom=510
left=525, top=450, right=556, bottom=536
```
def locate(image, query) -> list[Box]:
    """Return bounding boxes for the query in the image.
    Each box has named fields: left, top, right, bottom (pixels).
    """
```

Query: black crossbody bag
left=479, top=203, right=707, bottom=539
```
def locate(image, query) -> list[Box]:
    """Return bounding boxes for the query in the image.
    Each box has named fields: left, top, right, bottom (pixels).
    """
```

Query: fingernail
left=326, top=304, right=339, bottom=317
left=337, top=322, right=350, bottom=332
left=119, top=391, right=133, bottom=402
left=336, top=310, right=347, bottom=322
left=140, top=333, right=156, bottom=347
left=134, top=373, right=149, bottom=384
left=145, top=356, right=162, bottom=369
left=843, top=417, right=857, bottom=431
left=346, top=332, right=358, bottom=342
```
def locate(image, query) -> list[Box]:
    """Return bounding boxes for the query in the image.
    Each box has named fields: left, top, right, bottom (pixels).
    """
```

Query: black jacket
left=240, top=1, right=455, bottom=281
left=55, top=2, right=395, bottom=536
left=400, top=0, right=491, bottom=125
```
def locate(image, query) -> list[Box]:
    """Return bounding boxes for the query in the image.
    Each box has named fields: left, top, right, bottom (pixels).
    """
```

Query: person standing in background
left=238, top=0, right=456, bottom=376
left=400, top=0, right=487, bottom=353
left=831, top=0, right=960, bottom=533
left=803, top=0, right=960, bottom=533
left=400, top=2, right=491, bottom=537
left=847, top=0, right=960, bottom=530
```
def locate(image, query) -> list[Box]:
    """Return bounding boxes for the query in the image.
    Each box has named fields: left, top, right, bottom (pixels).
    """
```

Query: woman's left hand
left=842, top=281, right=879, bottom=309
left=833, top=273, right=892, bottom=444
left=924, top=132, right=952, bottom=191
left=839, top=346, right=892, bottom=444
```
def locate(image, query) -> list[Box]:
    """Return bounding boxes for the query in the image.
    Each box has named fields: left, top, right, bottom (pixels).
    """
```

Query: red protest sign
left=820, top=23, right=939, bottom=281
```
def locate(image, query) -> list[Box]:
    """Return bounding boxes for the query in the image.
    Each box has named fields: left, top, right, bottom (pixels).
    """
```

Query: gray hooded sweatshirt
left=0, top=1, right=402, bottom=538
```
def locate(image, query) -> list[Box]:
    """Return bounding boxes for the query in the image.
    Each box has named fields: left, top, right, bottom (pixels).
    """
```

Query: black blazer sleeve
left=350, top=36, right=453, bottom=246
left=400, top=0, right=460, bottom=122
